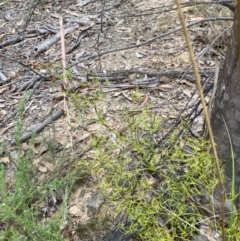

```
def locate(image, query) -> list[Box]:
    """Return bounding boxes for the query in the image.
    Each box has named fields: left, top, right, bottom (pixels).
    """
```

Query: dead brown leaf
left=41, top=161, right=54, bottom=172
left=21, top=143, right=29, bottom=151
left=0, top=124, right=13, bottom=135
left=160, top=76, right=171, bottom=83
left=177, top=79, right=195, bottom=87
left=38, top=165, right=48, bottom=173
left=1, top=156, right=10, bottom=163
left=158, top=84, right=172, bottom=91
left=139, top=94, right=148, bottom=108
left=183, top=89, right=192, bottom=97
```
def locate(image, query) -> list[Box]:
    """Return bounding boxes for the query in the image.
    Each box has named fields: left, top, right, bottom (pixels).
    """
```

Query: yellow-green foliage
left=73, top=92, right=218, bottom=240
left=70, top=83, right=224, bottom=241
left=95, top=129, right=218, bottom=240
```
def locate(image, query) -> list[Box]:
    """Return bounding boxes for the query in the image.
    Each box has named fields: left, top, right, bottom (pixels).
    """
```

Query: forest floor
left=0, top=0, right=233, bottom=240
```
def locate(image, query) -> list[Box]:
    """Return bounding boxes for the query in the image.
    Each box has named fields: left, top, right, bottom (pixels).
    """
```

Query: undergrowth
left=0, top=96, right=88, bottom=241
left=91, top=112, right=220, bottom=240
left=1, top=82, right=239, bottom=241
left=70, top=84, right=238, bottom=241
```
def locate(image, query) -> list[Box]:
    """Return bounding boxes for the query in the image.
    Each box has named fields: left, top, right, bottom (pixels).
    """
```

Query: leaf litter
left=0, top=0, right=233, bottom=240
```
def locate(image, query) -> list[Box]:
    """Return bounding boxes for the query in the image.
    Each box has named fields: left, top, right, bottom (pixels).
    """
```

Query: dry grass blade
left=174, top=0, right=226, bottom=240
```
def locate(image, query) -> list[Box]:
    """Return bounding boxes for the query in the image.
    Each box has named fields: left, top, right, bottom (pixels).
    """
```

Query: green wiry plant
left=68, top=79, right=240, bottom=240
left=82, top=101, right=220, bottom=241
left=0, top=95, right=86, bottom=241
left=67, top=83, right=227, bottom=240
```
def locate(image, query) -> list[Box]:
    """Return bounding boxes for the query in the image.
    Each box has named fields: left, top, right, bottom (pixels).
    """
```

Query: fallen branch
left=12, top=109, right=64, bottom=144
left=35, top=25, right=78, bottom=53
left=0, top=35, right=25, bottom=48
left=90, top=69, right=213, bottom=82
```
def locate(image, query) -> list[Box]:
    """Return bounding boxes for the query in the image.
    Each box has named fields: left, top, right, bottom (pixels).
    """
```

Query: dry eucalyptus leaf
left=1, top=156, right=10, bottom=163
left=42, top=161, right=54, bottom=172
left=21, top=143, right=28, bottom=151
left=160, top=76, right=171, bottom=83
left=77, top=132, right=90, bottom=142
left=177, top=52, right=190, bottom=65
left=38, top=165, right=48, bottom=173
left=0, top=109, right=7, bottom=116
left=183, top=89, right=192, bottom=97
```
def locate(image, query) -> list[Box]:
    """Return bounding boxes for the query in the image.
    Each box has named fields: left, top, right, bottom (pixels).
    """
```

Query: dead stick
left=13, top=109, right=64, bottom=144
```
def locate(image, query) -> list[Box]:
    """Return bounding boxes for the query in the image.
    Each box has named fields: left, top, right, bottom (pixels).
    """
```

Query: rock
left=87, top=191, right=104, bottom=213
left=103, top=221, right=135, bottom=241
left=192, top=224, right=222, bottom=241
